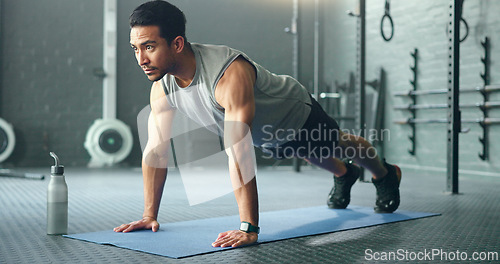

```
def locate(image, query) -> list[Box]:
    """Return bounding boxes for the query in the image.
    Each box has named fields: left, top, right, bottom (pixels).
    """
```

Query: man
left=114, top=0, right=401, bottom=248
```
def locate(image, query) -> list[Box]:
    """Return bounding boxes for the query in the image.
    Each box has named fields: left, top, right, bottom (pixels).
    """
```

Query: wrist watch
left=239, top=221, right=260, bottom=234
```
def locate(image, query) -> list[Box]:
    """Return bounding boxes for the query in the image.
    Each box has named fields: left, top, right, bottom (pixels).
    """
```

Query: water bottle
left=47, top=152, right=68, bottom=235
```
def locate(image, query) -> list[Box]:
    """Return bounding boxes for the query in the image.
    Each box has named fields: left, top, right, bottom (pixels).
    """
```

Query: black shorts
left=262, top=95, right=340, bottom=160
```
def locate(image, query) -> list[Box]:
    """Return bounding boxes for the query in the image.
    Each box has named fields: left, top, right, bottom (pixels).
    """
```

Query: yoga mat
left=64, top=205, right=439, bottom=259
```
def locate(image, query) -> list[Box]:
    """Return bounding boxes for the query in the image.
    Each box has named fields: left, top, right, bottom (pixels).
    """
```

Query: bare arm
left=115, top=81, right=175, bottom=233
left=212, top=57, right=259, bottom=247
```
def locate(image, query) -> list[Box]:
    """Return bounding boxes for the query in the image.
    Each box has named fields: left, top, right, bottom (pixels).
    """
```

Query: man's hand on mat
left=212, top=230, right=258, bottom=248
left=113, top=217, right=159, bottom=233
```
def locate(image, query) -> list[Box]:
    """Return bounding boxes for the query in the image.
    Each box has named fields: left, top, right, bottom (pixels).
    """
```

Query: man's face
left=130, top=25, right=174, bottom=82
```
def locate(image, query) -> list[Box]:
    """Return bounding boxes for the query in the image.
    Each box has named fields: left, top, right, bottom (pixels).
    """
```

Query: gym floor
left=1, top=165, right=499, bottom=263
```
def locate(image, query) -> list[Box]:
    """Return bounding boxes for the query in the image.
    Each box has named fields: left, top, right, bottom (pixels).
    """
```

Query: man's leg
left=305, top=131, right=401, bottom=213
left=305, top=156, right=360, bottom=209
left=304, top=156, right=347, bottom=176
left=304, top=130, right=386, bottom=179
left=337, top=130, right=401, bottom=212
left=335, top=131, right=387, bottom=179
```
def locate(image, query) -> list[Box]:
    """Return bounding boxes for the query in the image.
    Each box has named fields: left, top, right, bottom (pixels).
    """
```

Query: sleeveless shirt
left=161, top=43, right=311, bottom=147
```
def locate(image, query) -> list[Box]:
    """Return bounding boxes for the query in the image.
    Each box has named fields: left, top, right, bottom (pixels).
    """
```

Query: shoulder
left=192, top=43, right=232, bottom=57
left=217, top=57, right=256, bottom=98
left=221, top=56, right=256, bottom=83
left=150, top=81, right=166, bottom=102
left=149, top=80, right=176, bottom=114
left=216, top=56, right=256, bottom=110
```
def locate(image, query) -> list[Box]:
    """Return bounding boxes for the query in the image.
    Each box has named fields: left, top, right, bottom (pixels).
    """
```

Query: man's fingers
left=113, top=224, right=128, bottom=232
left=122, top=224, right=136, bottom=233
left=217, top=231, right=228, bottom=239
left=212, top=238, right=224, bottom=247
left=119, top=222, right=140, bottom=233
left=152, top=222, right=159, bottom=232
left=215, top=232, right=232, bottom=242
left=214, top=238, right=233, bottom=248
left=213, top=231, right=247, bottom=247
left=212, top=235, right=231, bottom=247
left=212, top=230, right=258, bottom=248
left=231, top=240, right=242, bottom=248
left=114, top=218, right=159, bottom=233
left=222, top=238, right=240, bottom=248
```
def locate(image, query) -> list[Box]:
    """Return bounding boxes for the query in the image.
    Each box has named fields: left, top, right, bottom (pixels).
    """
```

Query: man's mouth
left=143, top=68, right=156, bottom=74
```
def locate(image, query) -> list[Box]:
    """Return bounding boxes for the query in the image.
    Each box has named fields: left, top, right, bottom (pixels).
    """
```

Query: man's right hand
left=113, top=217, right=160, bottom=233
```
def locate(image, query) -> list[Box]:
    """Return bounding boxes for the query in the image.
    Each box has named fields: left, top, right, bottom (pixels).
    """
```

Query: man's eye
left=146, top=45, right=154, bottom=50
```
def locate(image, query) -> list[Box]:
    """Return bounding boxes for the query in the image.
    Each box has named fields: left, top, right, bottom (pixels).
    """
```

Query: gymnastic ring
left=460, top=18, right=469, bottom=42
left=446, top=18, right=469, bottom=42
left=380, top=14, right=394, bottom=41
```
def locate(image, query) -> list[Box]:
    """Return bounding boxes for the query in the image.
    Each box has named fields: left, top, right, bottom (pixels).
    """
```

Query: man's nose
left=138, top=51, right=150, bottom=66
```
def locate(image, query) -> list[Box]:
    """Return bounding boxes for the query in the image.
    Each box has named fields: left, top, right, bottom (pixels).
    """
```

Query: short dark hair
left=129, top=0, right=187, bottom=44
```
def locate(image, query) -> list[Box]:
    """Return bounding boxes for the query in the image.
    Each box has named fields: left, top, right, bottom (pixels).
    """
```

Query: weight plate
left=0, top=127, right=8, bottom=154
left=98, top=129, right=123, bottom=154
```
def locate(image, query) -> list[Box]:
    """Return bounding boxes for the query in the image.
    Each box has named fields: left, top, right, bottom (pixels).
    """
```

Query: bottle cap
left=49, top=152, right=64, bottom=175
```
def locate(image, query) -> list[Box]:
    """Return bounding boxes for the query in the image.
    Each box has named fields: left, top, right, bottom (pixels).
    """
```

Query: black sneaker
left=373, top=160, right=402, bottom=213
left=327, top=161, right=360, bottom=209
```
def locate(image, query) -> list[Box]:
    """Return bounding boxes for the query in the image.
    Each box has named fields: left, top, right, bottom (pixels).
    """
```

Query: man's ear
left=171, top=36, right=185, bottom=54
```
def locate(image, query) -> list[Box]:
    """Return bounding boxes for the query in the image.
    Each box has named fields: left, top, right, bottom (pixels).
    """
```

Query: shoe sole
left=394, top=165, right=402, bottom=184
left=374, top=164, right=402, bottom=214
left=328, top=163, right=360, bottom=209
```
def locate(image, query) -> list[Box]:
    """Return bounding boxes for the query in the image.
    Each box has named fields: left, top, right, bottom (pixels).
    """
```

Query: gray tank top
left=161, top=43, right=311, bottom=147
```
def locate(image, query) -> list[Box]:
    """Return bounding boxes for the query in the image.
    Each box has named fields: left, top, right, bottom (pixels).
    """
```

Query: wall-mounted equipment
left=84, top=0, right=133, bottom=167
left=0, top=118, right=15, bottom=163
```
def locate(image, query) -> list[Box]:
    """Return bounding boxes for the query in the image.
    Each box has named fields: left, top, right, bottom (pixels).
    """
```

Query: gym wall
left=0, top=0, right=296, bottom=167
left=1, top=0, right=499, bottom=177
left=0, top=0, right=104, bottom=167
left=322, top=0, right=500, bottom=177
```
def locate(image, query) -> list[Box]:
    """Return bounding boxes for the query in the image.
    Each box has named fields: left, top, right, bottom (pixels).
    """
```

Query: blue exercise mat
left=64, top=205, right=439, bottom=259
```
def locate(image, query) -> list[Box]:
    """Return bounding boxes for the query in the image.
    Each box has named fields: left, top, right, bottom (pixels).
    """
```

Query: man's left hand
left=212, top=230, right=258, bottom=248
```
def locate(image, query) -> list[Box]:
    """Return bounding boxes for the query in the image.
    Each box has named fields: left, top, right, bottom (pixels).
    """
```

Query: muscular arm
left=212, top=57, right=259, bottom=247
left=114, top=81, right=174, bottom=233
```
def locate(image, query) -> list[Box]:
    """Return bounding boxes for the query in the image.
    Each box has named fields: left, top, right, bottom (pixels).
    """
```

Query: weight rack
left=392, top=0, right=490, bottom=193
left=393, top=41, right=498, bottom=164
left=408, top=48, right=418, bottom=155
left=478, top=37, right=490, bottom=160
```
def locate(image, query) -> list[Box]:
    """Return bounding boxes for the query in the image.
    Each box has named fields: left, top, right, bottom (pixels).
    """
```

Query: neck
left=173, top=43, right=196, bottom=88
